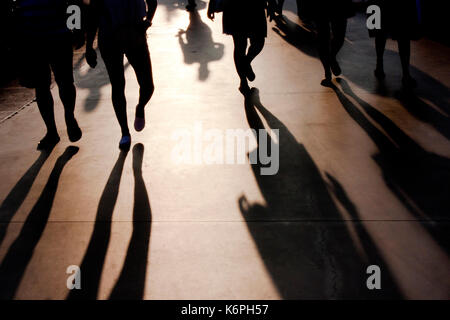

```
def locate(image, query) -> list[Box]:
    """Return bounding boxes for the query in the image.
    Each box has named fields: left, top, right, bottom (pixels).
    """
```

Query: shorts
left=18, top=33, right=74, bottom=89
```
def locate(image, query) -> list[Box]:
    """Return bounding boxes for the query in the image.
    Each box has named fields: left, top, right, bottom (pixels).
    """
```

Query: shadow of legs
left=110, top=144, right=152, bottom=300
left=325, top=172, right=402, bottom=298
left=0, top=149, right=54, bottom=247
left=67, top=151, right=128, bottom=300
left=0, top=146, right=79, bottom=299
left=333, top=79, right=450, bottom=252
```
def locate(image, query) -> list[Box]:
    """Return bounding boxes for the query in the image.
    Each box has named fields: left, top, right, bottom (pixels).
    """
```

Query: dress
left=222, top=0, right=268, bottom=37
left=368, top=0, right=421, bottom=40
left=306, top=0, right=355, bottom=21
left=15, top=0, right=74, bottom=88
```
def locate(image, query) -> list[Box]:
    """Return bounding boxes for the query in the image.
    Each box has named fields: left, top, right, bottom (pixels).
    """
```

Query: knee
left=58, top=82, right=76, bottom=96
left=35, top=86, right=52, bottom=100
left=141, top=81, right=154, bottom=100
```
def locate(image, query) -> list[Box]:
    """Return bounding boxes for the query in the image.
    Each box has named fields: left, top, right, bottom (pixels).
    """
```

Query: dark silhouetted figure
left=13, top=0, right=83, bottom=150
left=208, top=0, right=277, bottom=96
left=178, top=9, right=224, bottom=81
left=186, top=0, right=197, bottom=12
left=276, top=0, right=285, bottom=15
left=0, top=147, right=79, bottom=299
left=369, top=1, right=421, bottom=89
left=110, top=144, right=152, bottom=300
left=310, top=0, right=354, bottom=87
left=86, top=0, right=157, bottom=150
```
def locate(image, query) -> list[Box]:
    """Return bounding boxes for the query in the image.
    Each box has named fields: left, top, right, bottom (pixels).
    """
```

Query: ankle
left=135, top=105, right=145, bottom=118
left=46, top=129, right=59, bottom=137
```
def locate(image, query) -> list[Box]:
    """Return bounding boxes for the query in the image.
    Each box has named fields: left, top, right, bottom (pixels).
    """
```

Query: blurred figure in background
left=85, top=0, right=157, bottom=150
left=186, top=0, right=197, bottom=12
left=12, top=0, right=84, bottom=150
left=369, top=0, right=421, bottom=88
left=276, top=0, right=284, bottom=15
left=311, top=0, right=355, bottom=87
left=208, top=0, right=277, bottom=96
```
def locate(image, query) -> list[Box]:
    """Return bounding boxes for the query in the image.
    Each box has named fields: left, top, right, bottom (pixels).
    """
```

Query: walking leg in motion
left=233, top=35, right=251, bottom=96
left=245, top=36, right=265, bottom=82
left=127, top=34, right=155, bottom=132
left=330, top=18, right=347, bottom=77
left=374, top=32, right=387, bottom=79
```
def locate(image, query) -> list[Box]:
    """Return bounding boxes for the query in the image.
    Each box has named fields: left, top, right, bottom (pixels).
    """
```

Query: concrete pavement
left=0, top=0, right=449, bottom=299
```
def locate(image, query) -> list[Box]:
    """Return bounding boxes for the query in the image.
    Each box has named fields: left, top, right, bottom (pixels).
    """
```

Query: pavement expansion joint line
left=0, top=98, right=36, bottom=125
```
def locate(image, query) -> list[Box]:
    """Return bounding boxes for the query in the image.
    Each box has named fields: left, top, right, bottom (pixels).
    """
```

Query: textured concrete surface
left=0, top=0, right=449, bottom=300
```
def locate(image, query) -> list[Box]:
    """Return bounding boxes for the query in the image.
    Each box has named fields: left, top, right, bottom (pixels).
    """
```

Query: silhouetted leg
left=245, top=36, right=265, bottom=82
left=398, top=38, right=416, bottom=87
left=330, top=19, right=347, bottom=57
left=247, top=36, right=265, bottom=64
left=126, top=31, right=154, bottom=128
left=316, top=19, right=332, bottom=86
left=58, top=82, right=82, bottom=142
left=330, top=18, right=347, bottom=76
left=35, top=83, right=61, bottom=150
left=277, top=0, right=285, bottom=14
left=50, top=36, right=82, bottom=142
left=100, top=45, right=130, bottom=139
left=35, top=85, right=57, bottom=136
left=374, top=32, right=387, bottom=79
left=232, top=34, right=250, bottom=95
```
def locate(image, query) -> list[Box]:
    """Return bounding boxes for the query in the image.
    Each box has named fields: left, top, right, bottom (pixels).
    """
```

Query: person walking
left=85, top=0, right=157, bottom=150
left=208, top=0, right=277, bottom=96
left=13, top=0, right=83, bottom=150
left=369, top=0, right=421, bottom=88
left=311, top=0, right=354, bottom=87
left=186, top=0, right=197, bottom=12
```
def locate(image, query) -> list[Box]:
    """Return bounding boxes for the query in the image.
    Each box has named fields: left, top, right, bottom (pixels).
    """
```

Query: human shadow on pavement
left=274, top=13, right=450, bottom=136
left=110, top=144, right=152, bottom=300
left=74, top=53, right=130, bottom=113
left=159, top=0, right=207, bottom=22
left=394, top=90, right=450, bottom=141
left=0, top=146, right=79, bottom=299
left=67, top=151, right=128, bottom=300
left=178, top=10, right=224, bottom=81
left=238, top=88, right=401, bottom=299
left=272, top=15, right=317, bottom=59
left=0, top=149, right=54, bottom=247
left=333, top=79, right=450, bottom=252
left=324, top=171, right=403, bottom=283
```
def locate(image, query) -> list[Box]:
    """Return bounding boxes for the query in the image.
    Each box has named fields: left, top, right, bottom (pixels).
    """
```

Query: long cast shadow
left=0, top=149, right=54, bottom=247
left=239, top=89, right=401, bottom=298
left=0, top=146, right=79, bottom=299
left=178, top=9, right=224, bottom=81
left=272, top=15, right=317, bottom=59
left=110, top=144, right=152, bottom=300
left=333, top=79, right=450, bottom=251
left=274, top=12, right=450, bottom=134
left=74, top=53, right=130, bottom=112
left=324, top=172, right=401, bottom=291
left=159, top=0, right=207, bottom=22
left=67, top=151, right=128, bottom=300
left=395, top=91, right=450, bottom=141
